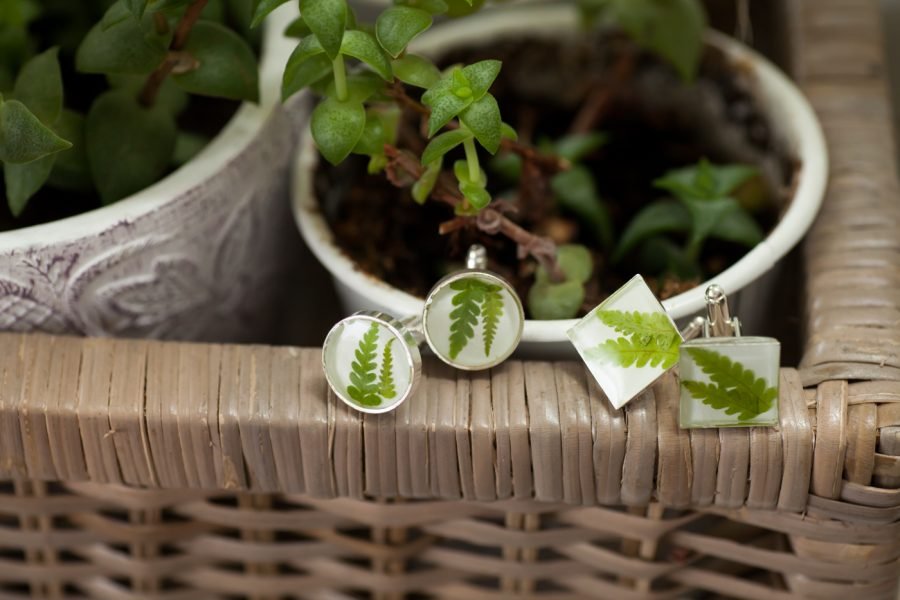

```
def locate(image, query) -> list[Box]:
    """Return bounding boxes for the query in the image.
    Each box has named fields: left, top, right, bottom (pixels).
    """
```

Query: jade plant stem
left=139, top=0, right=209, bottom=107
left=462, top=135, right=480, bottom=182
left=332, top=55, right=348, bottom=102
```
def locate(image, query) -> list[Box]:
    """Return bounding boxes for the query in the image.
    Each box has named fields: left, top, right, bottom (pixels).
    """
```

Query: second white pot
left=294, top=4, right=827, bottom=357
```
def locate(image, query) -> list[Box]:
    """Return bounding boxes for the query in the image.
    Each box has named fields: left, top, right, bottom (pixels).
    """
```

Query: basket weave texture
left=1, top=0, right=899, bottom=598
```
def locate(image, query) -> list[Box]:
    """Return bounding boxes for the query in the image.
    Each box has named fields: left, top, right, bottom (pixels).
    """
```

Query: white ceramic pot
left=0, top=6, right=307, bottom=342
left=294, top=4, right=827, bottom=357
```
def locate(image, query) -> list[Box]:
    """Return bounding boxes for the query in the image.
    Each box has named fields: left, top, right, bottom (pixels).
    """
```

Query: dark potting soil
left=317, top=35, right=797, bottom=315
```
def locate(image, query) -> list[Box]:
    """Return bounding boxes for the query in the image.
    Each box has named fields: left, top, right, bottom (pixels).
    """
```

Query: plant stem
left=463, top=136, right=480, bottom=182
left=333, top=55, right=348, bottom=102
left=138, top=0, right=209, bottom=107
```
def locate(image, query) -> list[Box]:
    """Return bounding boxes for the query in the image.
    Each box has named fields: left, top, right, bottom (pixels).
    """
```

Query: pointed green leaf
left=13, top=47, right=63, bottom=125
left=172, top=22, right=259, bottom=102
left=481, top=283, right=503, bottom=356
left=552, top=131, right=607, bottom=163
left=424, top=89, right=470, bottom=136
left=597, top=310, right=678, bottom=338
left=340, top=30, right=392, bottom=81
left=683, top=196, right=739, bottom=250
left=282, top=39, right=331, bottom=100
left=459, top=181, right=490, bottom=210
left=712, top=208, right=764, bottom=247
left=448, top=277, right=486, bottom=359
left=0, top=99, right=71, bottom=163
left=636, top=236, right=700, bottom=279
left=376, top=6, right=432, bottom=58
left=551, top=166, right=613, bottom=249
left=311, top=97, right=365, bottom=165
left=299, top=0, right=346, bottom=60
left=460, top=93, right=501, bottom=154
left=4, top=154, right=55, bottom=216
left=347, top=322, right=382, bottom=406
left=106, top=74, right=189, bottom=116
left=588, top=309, right=680, bottom=368
left=378, top=339, right=397, bottom=398
left=76, top=4, right=170, bottom=75
left=500, top=122, right=518, bottom=141
left=588, top=335, right=679, bottom=369
left=284, top=15, right=312, bottom=38
left=124, top=0, right=148, bottom=18
left=392, top=54, right=440, bottom=89
left=412, top=157, right=441, bottom=204
left=251, top=0, right=290, bottom=28
left=420, top=128, right=470, bottom=166
left=395, top=0, right=448, bottom=14
left=613, top=200, right=690, bottom=262
left=460, top=59, right=500, bottom=100
left=86, top=90, right=176, bottom=204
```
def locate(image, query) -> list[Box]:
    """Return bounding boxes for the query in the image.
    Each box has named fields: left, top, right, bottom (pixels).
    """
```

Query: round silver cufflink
left=322, top=311, right=423, bottom=414
left=422, top=244, right=525, bottom=371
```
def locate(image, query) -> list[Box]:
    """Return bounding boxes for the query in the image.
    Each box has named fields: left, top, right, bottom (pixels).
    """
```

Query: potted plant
left=0, top=0, right=301, bottom=341
left=290, top=0, right=826, bottom=355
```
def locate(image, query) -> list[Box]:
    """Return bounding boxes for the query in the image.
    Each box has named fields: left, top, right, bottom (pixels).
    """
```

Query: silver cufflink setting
left=324, top=249, right=779, bottom=428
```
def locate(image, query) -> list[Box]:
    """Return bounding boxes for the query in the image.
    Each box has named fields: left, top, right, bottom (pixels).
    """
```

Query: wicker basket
left=1, top=1, right=899, bottom=598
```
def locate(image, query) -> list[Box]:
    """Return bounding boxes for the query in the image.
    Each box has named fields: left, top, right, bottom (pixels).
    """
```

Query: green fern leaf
left=347, top=322, right=382, bottom=406
left=597, top=310, right=676, bottom=339
left=480, top=283, right=504, bottom=357
left=448, top=278, right=487, bottom=359
left=683, top=348, right=777, bottom=420
left=588, top=336, right=679, bottom=369
left=378, top=338, right=397, bottom=399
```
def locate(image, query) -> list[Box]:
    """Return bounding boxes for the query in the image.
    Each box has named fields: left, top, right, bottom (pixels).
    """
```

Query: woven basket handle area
left=0, top=0, right=897, bottom=518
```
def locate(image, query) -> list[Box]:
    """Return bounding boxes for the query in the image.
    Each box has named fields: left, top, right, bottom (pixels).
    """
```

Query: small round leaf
left=172, top=22, right=260, bottom=102
left=311, top=97, right=366, bottom=165
left=375, top=6, right=432, bottom=58
left=340, top=30, right=392, bottom=81
left=420, top=128, right=470, bottom=166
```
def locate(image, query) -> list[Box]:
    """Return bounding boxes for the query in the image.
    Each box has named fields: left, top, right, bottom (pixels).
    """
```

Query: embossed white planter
left=0, top=6, right=305, bottom=342
left=294, top=4, right=828, bottom=357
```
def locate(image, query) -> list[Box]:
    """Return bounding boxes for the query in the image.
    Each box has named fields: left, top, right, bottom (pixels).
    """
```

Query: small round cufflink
left=422, top=244, right=525, bottom=371
left=323, top=245, right=525, bottom=413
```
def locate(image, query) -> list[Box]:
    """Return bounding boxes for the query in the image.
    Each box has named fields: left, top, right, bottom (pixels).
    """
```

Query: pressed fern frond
left=347, top=322, right=382, bottom=406
left=588, top=336, right=679, bottom=369
left=378, top=338, right=397, bottom=399
left=683, top=347, right=777, bottom=420
left=448, top=278, right=486, bottom=359
left=480, top=283, right=504, bottom=357
left=597, top=310, right=676, bottom=338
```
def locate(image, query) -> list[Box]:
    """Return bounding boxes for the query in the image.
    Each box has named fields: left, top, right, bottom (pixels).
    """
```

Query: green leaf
left=422, top=76, right=472, bottom=136
left=421, top=128, right=470, bottom=165
left=460, top=59, right=500, bottom=100
left=683, top=196, right=739, bottom=252
left=683, top=347, right=778, bottom=420
left=124, top=0, right=148, bottom=18
left=106, top=74, right=189, bottom=116
left=552, top=132, right=607, bottom=163
left=310, top=97, right=365, bottom=165
left=528, top=279, right=584, bottom=320
left=613, top=200, right=690, bottom=262
left=76, top=4, right=170, bottom=75
left=171, top=22, right=259, bottom=102
left=489, top=151, right=521, bottom=182
left=535, top=244, right=593, bottom=286
left=448, top=277, right=486, bottom=359
left=0, top=99, right=71, bottom=163
left=340, top=30, right=392, bottom=81
left=172, top=130, right=209, bottom=166
left=655, top=159, right=758, bottom=200
left=4, top=154, right=55, bottom=216
left=392, top=54, right=440, bottom=88
left=47, top=110, right=92, bottom=192
left=352, top=106, right=398, bottom=157
left=13, top=47, right=63, bottom=125
left=282, top=42, right=331, bottom=101
left=395, top=0, right=449, bottom=14
left=459, top=180, right=490, bottom=210
left=378, top=338, right=397, bottom=399
left=500, top=122, right=518, bottom=141
left=636, top=236, right=699, bottom=279
left=284, top=15, right=312, bottom=38
left=85, top=90, right=176, bottom=204
left=712, top=208, right=764, bottom=247
left=412, top=157, right=441, bottom=204
left=376, top=6, right=432, bottom=58
left=251, top=0, right=290, bottom=28
left=347, top=322, right=383, bottom=406
left=587, top=309, right=680, bottom=368
left=481, top=283, right=503, bottom=357
left=299, top=0, right=346, bottom=60
left=551, top=166, right=613, bottom=249
left=460, top=93, right=501, bottom=154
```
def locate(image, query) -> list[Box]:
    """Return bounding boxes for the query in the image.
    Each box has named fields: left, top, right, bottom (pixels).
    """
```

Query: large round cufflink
left=678, top=285, right=781, bottom=429
left=323, top=312, right=423, bottom=414
left=422, top=244, right=525, bottom=371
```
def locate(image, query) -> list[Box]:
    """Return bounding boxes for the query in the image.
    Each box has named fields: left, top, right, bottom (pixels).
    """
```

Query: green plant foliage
left=551, top=165, right=613, bottom=249
left=527, top=244, right=593, bottom=320
left=85, top=90, right=177, bottom=204
left=310, top=96, right=365, bottom=165
left=76, top=3, right=171, bottom=75
left=340, top=30, right=392, bottom=81
left=347, top=322, right=383, bottom=406
left=421, top=60, right=500, bottom=136
left=12, top=47, right=62, bottom=125
left=299, top=0, right=347, bottom=60
left=459, top=93, right=501, bottom=154
left=0, top=98, right=71, bottom=164
left=171, top=21, right=260, bottom=102
left=613, top=200, right=690, bottom=262
left=392, top=54, right=441, bottom=89
left=588, top=309, right=680, bottom=368
left=250, top=0, right=290, bottom=28
left=47, top=110, right=92, bottom=192
left=378, top=338, right=397, bottom=399
left=282, top=48, right=332, bottom=100
left=580, top=0, right=705, bottom=81
left=682, top=347, right=777, bottom=420
left=448, top=277, right=504, bottom=359
left=375, top=6, right=432, bottom=58
left=421, top=128, right=470, bottom=166
left=413, top=157, right=441, bottom=204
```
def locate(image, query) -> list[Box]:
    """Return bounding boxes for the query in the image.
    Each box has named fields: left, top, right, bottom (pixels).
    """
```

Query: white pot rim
left=294, top=3, right=828, bottom=344
left=0, top=4, right=299, bottom=253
